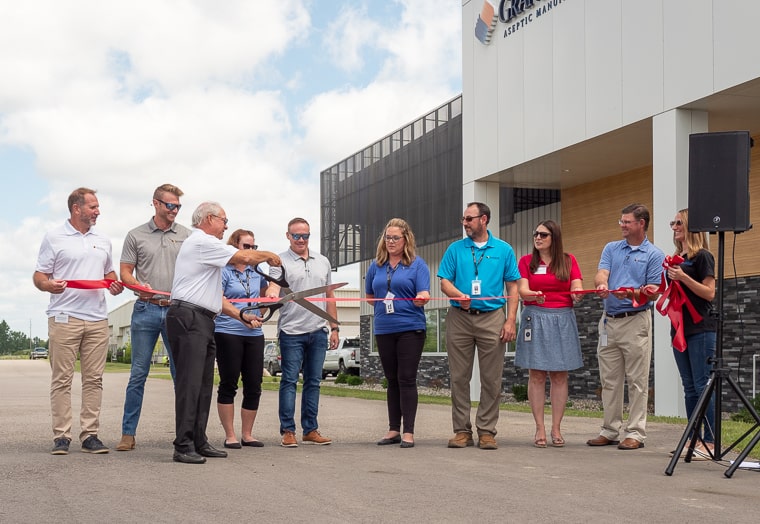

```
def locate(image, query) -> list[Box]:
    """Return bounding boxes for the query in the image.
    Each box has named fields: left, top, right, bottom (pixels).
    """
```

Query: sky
left=0, top=0, right=463, bottom=340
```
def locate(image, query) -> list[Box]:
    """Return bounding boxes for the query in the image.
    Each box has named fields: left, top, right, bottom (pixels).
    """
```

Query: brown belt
left=138, top=297, right=172, bottom=307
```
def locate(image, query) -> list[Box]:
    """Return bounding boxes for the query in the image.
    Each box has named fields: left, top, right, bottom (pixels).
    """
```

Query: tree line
left=0, top=320, right=47, bottom=355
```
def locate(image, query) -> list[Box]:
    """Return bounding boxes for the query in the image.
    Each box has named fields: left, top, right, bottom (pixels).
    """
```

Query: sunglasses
left=156, top=199, right=181, bottom=211
left=242, top=243, right=258, bottom=250
left=290, top=233, right=310, bottom=240
left=533, top=231, right=551, bottom=239
left=461, top=214, right=484, bottom=223
left=384, top=235, right=403, bottom=243
left=669, top=220, right=683, bottom=227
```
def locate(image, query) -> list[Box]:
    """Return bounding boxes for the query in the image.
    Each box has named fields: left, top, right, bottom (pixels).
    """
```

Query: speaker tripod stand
left=665, top=231, right=760, bottom=478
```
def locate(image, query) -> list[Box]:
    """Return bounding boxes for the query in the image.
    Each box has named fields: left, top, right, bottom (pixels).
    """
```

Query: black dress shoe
left=197, top=444, right=228, bottom=458
left=377, top=435, right=402, bottom=446
left=173, top=451, right=206, bottom=464
left=223, top=440, right=242, bottom=449
left=400, top=440, right=415, bottom=448
left=241, top=439, right=264, bottom=447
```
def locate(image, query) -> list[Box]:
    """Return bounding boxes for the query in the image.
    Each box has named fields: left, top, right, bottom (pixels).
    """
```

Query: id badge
left=600, top=318, right=608, bottom=347
left=384, top=291, right=395, bottom=314
left=54, top=313, right=69, bottom=324
left=471, top=280, right=481, bottom=296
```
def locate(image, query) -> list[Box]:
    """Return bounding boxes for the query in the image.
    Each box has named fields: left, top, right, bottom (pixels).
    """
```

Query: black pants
left=166, top=305, right=216, bottom=452
left=214, top=332, right=264, bottom=410
left=376, top=330, right=426, bottom=434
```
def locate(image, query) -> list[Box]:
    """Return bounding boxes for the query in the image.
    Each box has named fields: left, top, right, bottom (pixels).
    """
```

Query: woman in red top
left=515, top=220, right=584, bottom=448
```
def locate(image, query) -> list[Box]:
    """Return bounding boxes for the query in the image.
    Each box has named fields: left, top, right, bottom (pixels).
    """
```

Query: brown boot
left=116, top=434, right=135, bottom=451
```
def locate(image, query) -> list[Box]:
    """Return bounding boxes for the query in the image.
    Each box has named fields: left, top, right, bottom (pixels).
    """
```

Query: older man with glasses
left=116, top=184, right=191, bottom=452
left=438, top=201, right=521, bottom=450
left=587, top=203, right=665, bottom=451
left=166, top=202, right=281, bottom=464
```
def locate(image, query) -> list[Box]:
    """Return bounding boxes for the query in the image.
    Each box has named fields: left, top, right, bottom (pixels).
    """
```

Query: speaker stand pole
left=665, top=231, right=760, bottom=477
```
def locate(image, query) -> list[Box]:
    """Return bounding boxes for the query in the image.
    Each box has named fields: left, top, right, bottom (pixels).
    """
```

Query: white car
left=322, top=337, right=360, bottom=378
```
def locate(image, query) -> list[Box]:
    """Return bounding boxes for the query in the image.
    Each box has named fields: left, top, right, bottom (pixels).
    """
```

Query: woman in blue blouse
left=366, top=218, right=430, bottom=448
left=214, top=229, right=267, bottom=448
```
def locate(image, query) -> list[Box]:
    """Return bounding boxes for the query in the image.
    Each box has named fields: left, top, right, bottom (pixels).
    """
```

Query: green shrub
left=335, top=373, right=348, bottom=384
left=512, top=384, right=528, bottom=402
left=381, top=377, right=388, bottom=389
left=346, top=375, right=363, bottom=386
left=730, top=395, right=760, bottom=423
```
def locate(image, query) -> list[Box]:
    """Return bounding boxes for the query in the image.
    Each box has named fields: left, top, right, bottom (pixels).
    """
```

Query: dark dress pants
left=167, top=305, right=216, bottom=452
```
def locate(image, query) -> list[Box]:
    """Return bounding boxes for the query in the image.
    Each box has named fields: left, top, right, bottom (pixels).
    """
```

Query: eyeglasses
left=618, top=219, right=638, bottom=226
left=461, top=214, right=484, bottom=223
left=384, top=235, right=403, bottom=243
left=156, top=199, right=181, bottom=212
left=210, top=214, right=228, bottom=225
left=242, top=243, right=258, bottom=250
left=533, top=231, right=551, bottom=239
left=290, top=233, right=310, bottom=240
left=669, top=220, right=683, bottom=227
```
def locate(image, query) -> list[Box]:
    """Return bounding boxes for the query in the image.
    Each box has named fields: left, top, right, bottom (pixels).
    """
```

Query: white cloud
left=0, top=0, right=462, bottom=339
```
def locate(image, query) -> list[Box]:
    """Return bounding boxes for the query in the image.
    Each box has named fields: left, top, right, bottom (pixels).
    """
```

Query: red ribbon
left=654, top=255, right=703, bottom=352
left=65, top=279, right=170, bottom=296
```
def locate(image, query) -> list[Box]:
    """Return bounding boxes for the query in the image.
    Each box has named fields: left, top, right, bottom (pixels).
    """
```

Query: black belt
left=459, top=307, right=497, bottom=316
left=138, top=297, right=171, bottom=307
left=170, top=300, right=218, bottom=320
left=606, top=309, right=645, bottom=319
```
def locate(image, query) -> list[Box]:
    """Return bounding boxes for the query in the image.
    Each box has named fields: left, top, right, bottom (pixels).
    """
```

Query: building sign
left=474, top=0, right=570, bottom=45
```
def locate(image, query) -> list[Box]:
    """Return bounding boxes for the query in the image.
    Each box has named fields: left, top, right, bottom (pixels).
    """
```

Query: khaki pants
left=596, top=311, right=652, bottom=442
left=446, top=307, right=507, bottom=437
left=48, top=316, right=109, bottom=441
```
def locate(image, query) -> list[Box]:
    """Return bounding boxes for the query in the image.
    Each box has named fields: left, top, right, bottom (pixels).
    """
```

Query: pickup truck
left=322, top=337, right=361, bottom=378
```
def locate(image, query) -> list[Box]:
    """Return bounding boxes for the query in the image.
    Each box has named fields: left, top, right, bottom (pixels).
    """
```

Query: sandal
left=534, top=430, right=547, bottom=448
left=551, top=434, right=565, bottom=447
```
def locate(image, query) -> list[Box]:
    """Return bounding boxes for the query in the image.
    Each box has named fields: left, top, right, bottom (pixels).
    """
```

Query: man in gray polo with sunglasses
left=116, top=184, right=191, bottom=452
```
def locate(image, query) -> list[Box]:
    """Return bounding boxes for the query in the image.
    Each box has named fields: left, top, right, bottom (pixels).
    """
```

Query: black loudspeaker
left=688, top=131, right=752, bottom=232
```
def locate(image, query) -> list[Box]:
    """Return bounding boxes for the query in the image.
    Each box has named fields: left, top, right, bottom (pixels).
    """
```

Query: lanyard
left=386, top=263, right=398, bottom=292
left=233, top=268, right=251, bottom=298
left=470, top=247, right=486, bottom=279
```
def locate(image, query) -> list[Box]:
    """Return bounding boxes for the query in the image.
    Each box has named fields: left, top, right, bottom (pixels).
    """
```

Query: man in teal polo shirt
left=438, top=202, right=521, bottom=450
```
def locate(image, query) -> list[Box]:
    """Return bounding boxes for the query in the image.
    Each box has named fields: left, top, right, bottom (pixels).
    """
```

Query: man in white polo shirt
left=33, top=187, right=124, bottom=455
left=166, top=201, right=281, bottom=464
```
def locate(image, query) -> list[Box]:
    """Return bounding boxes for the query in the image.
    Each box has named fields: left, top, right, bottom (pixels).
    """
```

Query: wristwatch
left=330, top=327, right=340, bottom=332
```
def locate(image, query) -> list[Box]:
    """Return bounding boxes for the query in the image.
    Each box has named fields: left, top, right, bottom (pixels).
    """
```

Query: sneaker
left=51, top=437, right=71, bottom=455
left=303, top=430, right=332, bottom=445
left=447, top=432, right=475, bottom=448
left=81, top=435, right=109, bottom=454
left=478, top=434, right=498, bottom=450
left=281, top=431, right=298, bottom=447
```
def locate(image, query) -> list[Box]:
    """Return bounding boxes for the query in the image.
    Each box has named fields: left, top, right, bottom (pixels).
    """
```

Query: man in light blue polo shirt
left=438, top=202, right=521, bottom=450
left=588, top=203, right=665, bottom=451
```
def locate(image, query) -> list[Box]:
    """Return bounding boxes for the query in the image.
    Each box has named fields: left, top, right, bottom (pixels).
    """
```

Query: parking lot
left=2, top=359, right=760, bottom=523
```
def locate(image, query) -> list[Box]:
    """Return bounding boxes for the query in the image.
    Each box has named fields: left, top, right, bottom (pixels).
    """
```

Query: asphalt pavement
left=1, top=359, right=759, bottom=523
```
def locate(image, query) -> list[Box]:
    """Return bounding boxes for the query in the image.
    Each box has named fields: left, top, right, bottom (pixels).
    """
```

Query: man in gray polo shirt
left=116, top=184, right=191, bottom=452
left=267, top=217, right=339, bottom=447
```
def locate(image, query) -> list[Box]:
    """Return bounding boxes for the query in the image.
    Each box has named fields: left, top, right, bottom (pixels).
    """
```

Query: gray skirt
left=514, top=305, right=583, bottom=371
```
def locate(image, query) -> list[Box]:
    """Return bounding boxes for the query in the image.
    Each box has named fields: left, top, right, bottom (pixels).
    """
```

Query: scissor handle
left=253, top=264, right=289, bottom=288
left=239, top=302, right=282, bottom=324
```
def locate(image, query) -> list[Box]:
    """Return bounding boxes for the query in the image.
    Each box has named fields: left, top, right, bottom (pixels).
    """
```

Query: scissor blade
left=277, top=282, right=347, bottom=324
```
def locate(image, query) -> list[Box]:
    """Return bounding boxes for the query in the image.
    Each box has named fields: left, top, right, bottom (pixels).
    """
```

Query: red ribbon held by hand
left=65, top=279, right=169, bottom=296
left=655, top=255, right=702, bottom=352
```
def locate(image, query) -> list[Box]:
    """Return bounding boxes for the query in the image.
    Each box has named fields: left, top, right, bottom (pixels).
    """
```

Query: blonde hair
left=374, top=218, right=417, bottom=267
left=672, top=208, right=709, bottom=259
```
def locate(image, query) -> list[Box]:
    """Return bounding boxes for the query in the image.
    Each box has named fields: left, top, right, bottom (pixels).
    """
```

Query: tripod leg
left=723, top=374, right=760, bottom=478
left=665, top=370, right=716, bottom=475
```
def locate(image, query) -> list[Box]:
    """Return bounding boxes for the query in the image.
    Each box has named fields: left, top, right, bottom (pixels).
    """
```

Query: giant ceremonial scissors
left=239, top=265, right=346, bottom=324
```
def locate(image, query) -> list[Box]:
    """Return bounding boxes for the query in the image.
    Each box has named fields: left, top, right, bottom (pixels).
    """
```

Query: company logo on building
left=474, top=1, right=499, bottom=45
left=474, top=0, right=569, bottom=44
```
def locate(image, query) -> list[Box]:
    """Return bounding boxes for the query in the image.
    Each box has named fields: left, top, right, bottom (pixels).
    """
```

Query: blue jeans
left=278, top=329, right=327, bottom=435
left=673, top=331, right=716, bottom=443
left=121, top=301, right=175, bottom=435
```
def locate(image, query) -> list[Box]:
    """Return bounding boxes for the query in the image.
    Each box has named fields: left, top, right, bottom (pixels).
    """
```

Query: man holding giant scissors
left=267, top=217, right=340, bottom=447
